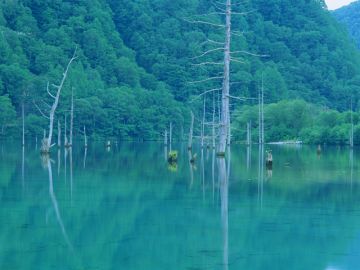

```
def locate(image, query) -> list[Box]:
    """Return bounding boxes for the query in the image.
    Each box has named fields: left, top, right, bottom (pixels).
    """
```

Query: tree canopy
left=0, top=0, right=360, bottom=142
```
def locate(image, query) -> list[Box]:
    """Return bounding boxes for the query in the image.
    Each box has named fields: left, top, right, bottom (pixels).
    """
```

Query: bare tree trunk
left=218, top=0, right=231, bottom=155
left=250, top=120, right=252, bottom=145
left=258, top=79, right=264, bottom=145
left=188, top=111, right=194, bottom=150
left=227, top=113, right=231, bottom=146
left=261, top=76, right=264, bottom=145
left=169, top=122, right=173, bottom=152
left=212, top=93, right=216, bottom=149
left=64, top=115, right=68, bottom=147
left=40, top=48, right=77, bottom=154
left=350, top=97, right=354, bottom=148
left=69, top=87, right=74, bottom=147
left=22, top=100, right=25, bottom=146
left=164, top=129, right=168, bottom=146
left=201, top=97, right=206, bottom=148
left=83, top=146, right=87, bottom=169
left=84, top=126, right=88, bottom=148
left=58, top=120, right=61, bottom=148
left=247, top=122, right=250, bottom=145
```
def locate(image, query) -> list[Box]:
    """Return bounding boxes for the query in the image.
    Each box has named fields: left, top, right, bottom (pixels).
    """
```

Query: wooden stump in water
left=266, top=150, right=273, bottom=169
left=40, top=138, right=50, bottom=154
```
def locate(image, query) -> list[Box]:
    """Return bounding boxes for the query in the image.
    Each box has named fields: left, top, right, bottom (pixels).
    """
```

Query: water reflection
left=45, top=154, right=74, bottom=252
left=1, top=143, right=360, bottom=269
left=83, top=147, right=87, bottom=169
left=21, top=146, right=25, bottom=190
left=218, top=157, right=228, bottom=270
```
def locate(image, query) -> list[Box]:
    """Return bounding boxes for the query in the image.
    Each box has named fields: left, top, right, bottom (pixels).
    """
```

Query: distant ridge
left=334, top=0, right=360, bottom=48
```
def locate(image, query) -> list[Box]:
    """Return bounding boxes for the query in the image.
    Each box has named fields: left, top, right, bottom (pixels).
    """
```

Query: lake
left=0, top=142, right=360, bottom=270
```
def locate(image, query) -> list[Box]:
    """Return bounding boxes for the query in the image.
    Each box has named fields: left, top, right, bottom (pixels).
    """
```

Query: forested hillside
left=334, top=1, right=360, bottom=48
left=1, top=0, right=360, bottom=142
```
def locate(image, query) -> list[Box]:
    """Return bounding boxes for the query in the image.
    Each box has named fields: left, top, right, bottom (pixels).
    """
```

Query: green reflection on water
left=0, top=142, right=360, bottom=270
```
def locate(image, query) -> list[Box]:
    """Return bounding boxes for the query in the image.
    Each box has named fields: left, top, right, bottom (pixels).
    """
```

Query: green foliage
left=0, top=95, right=16, bottom=135
left=1, top=0, right=360, bottom=141
left=233, top=99, right=360, bottom=145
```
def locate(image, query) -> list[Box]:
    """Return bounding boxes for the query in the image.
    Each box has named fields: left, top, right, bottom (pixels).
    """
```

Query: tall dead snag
left=246, top=122, right=250, bottom=145
left=201, top=96, right=206, bottom=148
left=218, top=0, right=231, bottom=156
left=38, top=47, right=77, bottom=154
left=258, top=74, right=264, bottom=145
left=69, top=87, right=74, bottom=147
left=350, top=96, right=354, bottom=148
left=212, top=92, right=216, bottom=149
left=58, top=120, right=61, bottom=148
left=64, top=115, right=68, bottom=147
left=169, top=122, right=173, bottom=152
left=188, top=111, right=194, bottom=150
left=164, top=129, right=168, bottom=146
left=83, top=126, right=88, bottom=148
left=22, top=99, right=25, bottom=146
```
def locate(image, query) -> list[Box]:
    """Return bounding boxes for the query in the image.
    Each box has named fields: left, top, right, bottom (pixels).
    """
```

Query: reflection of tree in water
left=42, top=154, right=74, bottom=252
left=218, top=157, right=228, bottom=270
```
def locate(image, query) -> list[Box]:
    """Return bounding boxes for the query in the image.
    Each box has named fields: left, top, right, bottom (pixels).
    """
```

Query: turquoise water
left=1, top=142, right=360, bottom=270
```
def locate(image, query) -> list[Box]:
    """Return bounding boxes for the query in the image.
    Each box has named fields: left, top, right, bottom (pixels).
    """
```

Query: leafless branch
left=227, top=95, right=257, bottom=100
left=231, top=50, right=268, bottom=57
left=232, top=10, right=256, bottom=15
left=230, top=58, right=246, bottom=64
left=203, top=39, right=225, bottom=46
left=189, top=88, right=222, bottom=103
left=191, top=47, right=224, bottom=59
left=46, top=82, right=56, bottom=99
left=192, top=62, right=224, bottom=66
left=41, top=100, right=52, bottom=109
left=184, top=18, right=226, bottom=28
left=187, top=76, right=224, bottom=84
left=33, top=100, right=50, bottom=119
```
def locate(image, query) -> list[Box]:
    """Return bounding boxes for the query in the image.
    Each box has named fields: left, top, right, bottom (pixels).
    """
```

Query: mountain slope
left=334, top=0, right=360, bottom=48
left=0, top=0, right=360, bottom=139
left=0, top=1, right=185, bottom=139
left=109, top=0, right=360, bottom=110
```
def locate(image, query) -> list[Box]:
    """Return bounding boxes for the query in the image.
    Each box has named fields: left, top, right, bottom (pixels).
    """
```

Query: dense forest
left=1, top=0, right=360, bottom=144
left=334, top=1, right=360, bottom=48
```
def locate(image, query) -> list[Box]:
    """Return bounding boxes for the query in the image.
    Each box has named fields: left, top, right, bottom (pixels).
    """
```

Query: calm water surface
left=0, top=142, right=360, bottom=270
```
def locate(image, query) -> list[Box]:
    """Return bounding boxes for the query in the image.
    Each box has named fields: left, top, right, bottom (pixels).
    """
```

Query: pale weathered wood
left=64, top=115, right=68, bottom=147
left=188, top=111, right=194, bottom=150
left=69, top=87, right=74, bottom=147
left=218, top=0, right=231, bottom=155
left=84, top=126, right=88, bottom=148
left=39, top=47, right=77, bottom=153
left=58, top=120, right=61, bottom=147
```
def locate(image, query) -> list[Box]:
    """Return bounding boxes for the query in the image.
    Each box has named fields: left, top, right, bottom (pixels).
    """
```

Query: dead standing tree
left=186, top=1, right=262, bottom=156
left=35, top=48, right=78, bottom=154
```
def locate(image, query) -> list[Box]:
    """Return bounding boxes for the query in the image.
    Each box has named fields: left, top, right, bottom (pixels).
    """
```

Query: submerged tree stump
left=266, top=150, right=273, bottom=169
left=168, top=150, right=178, bottom=163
